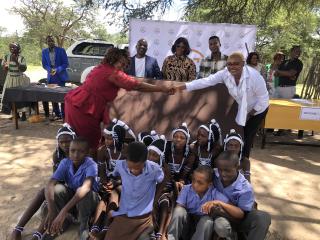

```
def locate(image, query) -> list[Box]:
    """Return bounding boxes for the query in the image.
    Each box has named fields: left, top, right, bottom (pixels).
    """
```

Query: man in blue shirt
left=42, top=35, right=69, bottom=119
left=211, top=151, right=271, bottom=240
left=106, top=142, right=164, bottom=240
left=33, top=137, right=99, bottom=240
left=168, top=166, right=230, bottom=240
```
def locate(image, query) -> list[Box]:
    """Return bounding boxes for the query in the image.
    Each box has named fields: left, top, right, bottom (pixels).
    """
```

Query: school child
left=223, top=129, right=251, bottom=181
left=165, top=123, right=195, bottom=191
left=97, top=118, right=135, bottom=172
left=53, top=123, right=77, bottom=171
left=147, top=137, right=174, bottom=240
left=105, top=142, right=164, bottom=240
left=138, top=130, right=160, bottom=146
left=190, top=119, right=223, bottom=169
left=167, top=166, right=229, bottom=240
left=30, top=137, right=99, bottom=240
left=207, top=151, right=271, bottom=240
left=89, top=119, right=136, bottom=239
left=10, top=123, right=76, bottom=240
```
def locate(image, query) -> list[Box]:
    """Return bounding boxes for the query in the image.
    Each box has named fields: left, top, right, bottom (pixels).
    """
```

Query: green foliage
left=85, top=0, right=174, bottom=31
left=1, top=0, right=119, bottom=64
left=10, top=0, right=100, bottom=48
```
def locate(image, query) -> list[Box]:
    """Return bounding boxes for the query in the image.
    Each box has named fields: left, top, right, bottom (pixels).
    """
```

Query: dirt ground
left=0, top=114, right=319, bottom=240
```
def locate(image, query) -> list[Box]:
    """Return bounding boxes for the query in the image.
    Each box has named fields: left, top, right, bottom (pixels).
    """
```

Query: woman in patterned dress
left=1, top=42, right=29, bottom=121
left=162, top=37, right=196, bottom=82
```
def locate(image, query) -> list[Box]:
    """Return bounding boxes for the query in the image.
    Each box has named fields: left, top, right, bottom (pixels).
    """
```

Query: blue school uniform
left=213, top=169, right=255, bottom=212
left=111, top=160, right=164, bottom=217
left=177, top=184, right=229, bottom=215
left=52, top=157, right=99, bottom=192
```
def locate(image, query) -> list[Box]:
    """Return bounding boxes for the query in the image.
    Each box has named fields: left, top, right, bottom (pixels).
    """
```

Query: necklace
left=197, top=146, right=212, bottom=167
left=169, top=150, right=185, bottom=173
left=107, top=148, right=121, bottom=170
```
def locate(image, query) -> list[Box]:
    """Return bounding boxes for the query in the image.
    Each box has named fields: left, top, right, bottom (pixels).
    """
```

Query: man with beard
left=127, top=39, right=162, bottom=79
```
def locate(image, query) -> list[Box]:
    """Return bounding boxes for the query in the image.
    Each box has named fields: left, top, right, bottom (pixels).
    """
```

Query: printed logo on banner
left=129, top=19, right=257, bottom=72
left=140, top=27, right=146, bottom=33
left=153, top=50, right=159, bottom=56
left=154, top=39, right=160, bottom=45
left=182, top=29, right=189, bottom=36
left=190, top=49, right=205, bottom=63
left=196, top=41, right=201, bottom=47
left=154, top=27, right=160, bottom=34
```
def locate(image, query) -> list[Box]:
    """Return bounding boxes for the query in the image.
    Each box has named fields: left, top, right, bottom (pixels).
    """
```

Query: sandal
left=90, top=225, right=101, bottom=233
left=11, top=226, right=24, bottom=240
left=32, top=231, right=43, bottom=240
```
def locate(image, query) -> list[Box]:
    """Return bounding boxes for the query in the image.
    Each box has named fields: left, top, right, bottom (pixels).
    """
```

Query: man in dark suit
left=127, top=39, right=162, bottom=79
left=42, top=35, right=69, bottom=119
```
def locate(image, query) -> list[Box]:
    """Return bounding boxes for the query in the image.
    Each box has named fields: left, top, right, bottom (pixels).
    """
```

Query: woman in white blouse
left=175, top=52, right=269, bottom=178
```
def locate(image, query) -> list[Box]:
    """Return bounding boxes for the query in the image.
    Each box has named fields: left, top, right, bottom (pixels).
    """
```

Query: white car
left=66, top=39, right=114, bottom=83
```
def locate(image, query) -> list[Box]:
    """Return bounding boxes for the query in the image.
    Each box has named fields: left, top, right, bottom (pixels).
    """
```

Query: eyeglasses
left=226, top=62, right=242, bottom=66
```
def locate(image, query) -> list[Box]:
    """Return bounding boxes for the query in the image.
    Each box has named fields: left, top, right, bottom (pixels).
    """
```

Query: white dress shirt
left=186, top=66, right=269, bottom=126
left=135, top=57, right=146, bottom=77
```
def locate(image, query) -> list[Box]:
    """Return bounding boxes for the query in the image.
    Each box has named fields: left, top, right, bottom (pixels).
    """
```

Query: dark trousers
left=54, top=184, right=99, bottom=240
left=43, top=81, right=65, bottom=117
left=236, top=210, right=271, bottom=240
left=243, top=108, right=268, bottom=158
left=43, top=101, right=64, bottom=117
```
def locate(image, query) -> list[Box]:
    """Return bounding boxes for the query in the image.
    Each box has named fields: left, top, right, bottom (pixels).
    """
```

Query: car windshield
left=72, top=42, right=114, bottom=56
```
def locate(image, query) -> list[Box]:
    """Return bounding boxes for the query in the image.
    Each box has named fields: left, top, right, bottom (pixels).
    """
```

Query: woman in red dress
left=64, top=48, right=172, bottom=151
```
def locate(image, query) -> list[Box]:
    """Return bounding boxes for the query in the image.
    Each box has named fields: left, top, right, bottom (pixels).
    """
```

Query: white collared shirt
left=186, top=66, right=269, bottom=126
left=135, top=56, right=146, bottom=77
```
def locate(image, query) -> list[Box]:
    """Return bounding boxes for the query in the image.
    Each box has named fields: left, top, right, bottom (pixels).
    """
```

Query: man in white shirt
left=174, top=52, right=269, bottom=177
left=127, top=39, right=162, bottom=79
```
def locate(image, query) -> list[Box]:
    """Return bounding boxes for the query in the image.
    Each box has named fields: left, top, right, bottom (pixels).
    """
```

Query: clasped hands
left=161, top=82, right=186, bottom=95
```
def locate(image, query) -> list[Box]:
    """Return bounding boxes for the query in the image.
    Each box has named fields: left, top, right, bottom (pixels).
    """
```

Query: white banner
left=129, top=19, right=257, bottom=71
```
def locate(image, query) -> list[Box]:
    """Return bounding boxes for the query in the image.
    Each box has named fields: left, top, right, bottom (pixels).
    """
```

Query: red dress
left=64, top=64, right=139, bottom=149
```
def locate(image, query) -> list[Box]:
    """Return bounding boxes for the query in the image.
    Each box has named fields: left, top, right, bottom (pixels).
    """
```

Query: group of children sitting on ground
left=10, top=119, right=271, bottom=240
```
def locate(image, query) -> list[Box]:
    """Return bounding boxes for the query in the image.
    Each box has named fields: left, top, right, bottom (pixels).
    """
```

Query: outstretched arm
left=175, top=70, right=225, bottom=92
left=44, top=179, right=58, bottom=232
left=109, top=69, right=174, bottom=94
left=133, top=80, right=173, bottom=93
